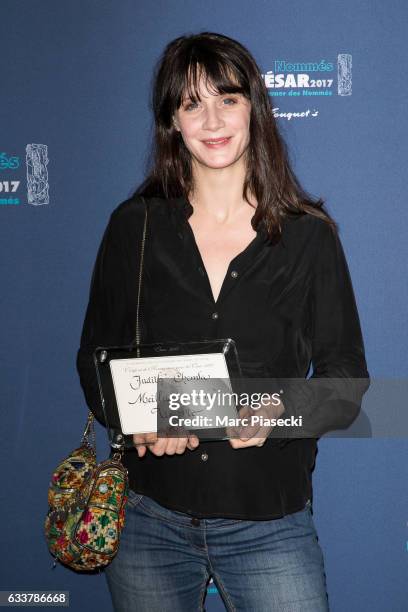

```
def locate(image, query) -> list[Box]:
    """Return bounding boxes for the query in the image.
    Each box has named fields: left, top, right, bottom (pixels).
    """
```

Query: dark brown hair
left=134, top=31, right=336, bottom=242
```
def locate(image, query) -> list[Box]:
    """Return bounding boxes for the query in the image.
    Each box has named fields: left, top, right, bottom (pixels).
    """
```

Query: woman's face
left=173, top=75, right=251, bottom=171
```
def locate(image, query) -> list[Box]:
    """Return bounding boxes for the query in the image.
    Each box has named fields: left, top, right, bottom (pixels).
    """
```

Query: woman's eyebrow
left=182, top=90, right=239, bottom=102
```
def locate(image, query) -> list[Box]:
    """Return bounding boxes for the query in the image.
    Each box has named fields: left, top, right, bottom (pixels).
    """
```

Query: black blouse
left=76, top=195, right=370, bottom=519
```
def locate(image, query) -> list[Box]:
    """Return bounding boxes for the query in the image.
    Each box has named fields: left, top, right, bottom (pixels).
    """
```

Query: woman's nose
left=202, top=104, right=224, bottom=131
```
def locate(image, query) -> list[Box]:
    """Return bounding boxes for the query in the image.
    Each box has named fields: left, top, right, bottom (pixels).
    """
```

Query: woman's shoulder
left=104, top=196, right=175, bottom=242
left=110, top=194, right=164, bottom=218
left=110, top=194, right=179, bottom=225
left=283, top=210, right=337, bottom=242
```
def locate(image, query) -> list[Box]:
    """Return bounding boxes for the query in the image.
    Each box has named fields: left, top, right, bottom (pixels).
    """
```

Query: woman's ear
left=173, top=117, right=180, bottom=131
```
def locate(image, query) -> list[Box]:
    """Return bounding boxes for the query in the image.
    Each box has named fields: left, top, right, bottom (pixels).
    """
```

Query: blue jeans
left=105, top=490, right=329, bottom=611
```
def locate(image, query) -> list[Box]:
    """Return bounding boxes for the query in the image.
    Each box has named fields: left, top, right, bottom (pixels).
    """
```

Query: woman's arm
left=76, top=199, right=145, bottom=427
left=277, top=218, right=370, bottom=441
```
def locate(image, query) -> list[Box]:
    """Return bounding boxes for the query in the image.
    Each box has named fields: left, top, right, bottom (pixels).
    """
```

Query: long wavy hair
left=134, top=31, right=336, bottom=242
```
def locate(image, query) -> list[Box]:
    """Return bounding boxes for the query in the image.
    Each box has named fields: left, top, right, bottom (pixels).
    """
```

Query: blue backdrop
left=1, top=1, right=407, bottom=610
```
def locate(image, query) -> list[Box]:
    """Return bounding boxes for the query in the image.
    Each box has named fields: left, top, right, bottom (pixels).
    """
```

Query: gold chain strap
left=135, top=196, right=148, bottom=357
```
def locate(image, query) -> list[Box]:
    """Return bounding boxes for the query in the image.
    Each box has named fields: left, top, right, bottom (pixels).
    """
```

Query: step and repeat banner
left=1, top=1, right=407, bottom=611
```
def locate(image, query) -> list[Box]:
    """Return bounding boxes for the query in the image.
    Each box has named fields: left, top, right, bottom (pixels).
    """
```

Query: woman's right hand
left=132, top=432, right=200, bottom=457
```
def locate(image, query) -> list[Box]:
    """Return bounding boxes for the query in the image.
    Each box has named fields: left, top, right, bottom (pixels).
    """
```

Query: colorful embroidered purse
left=44, top=412, right=129, bottom=572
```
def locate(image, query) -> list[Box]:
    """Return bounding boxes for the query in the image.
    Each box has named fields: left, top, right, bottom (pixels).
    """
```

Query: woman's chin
left=196, top=155, right=246, bottom=171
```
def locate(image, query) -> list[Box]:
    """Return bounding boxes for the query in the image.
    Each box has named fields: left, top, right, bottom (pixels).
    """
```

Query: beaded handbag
left=44, top=196, right=148, bottom=571
left=44, top=413, right=129, bottom=571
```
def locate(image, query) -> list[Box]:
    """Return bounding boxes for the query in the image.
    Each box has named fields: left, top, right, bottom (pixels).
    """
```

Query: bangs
left=176, top=58, right=249, bottom=108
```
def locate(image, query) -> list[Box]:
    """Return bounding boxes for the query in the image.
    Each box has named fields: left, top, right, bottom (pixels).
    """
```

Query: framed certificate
left=93, top=338, right=242, bottom=443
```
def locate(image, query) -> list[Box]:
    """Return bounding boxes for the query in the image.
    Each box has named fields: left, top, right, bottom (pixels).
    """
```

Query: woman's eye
left=222, top=97, right=237, bottom=105
left=184, top=101, right=199, bottom=111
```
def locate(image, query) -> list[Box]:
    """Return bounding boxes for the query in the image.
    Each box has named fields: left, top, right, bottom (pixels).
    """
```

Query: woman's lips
left=202, top=137, right=231, bottom=149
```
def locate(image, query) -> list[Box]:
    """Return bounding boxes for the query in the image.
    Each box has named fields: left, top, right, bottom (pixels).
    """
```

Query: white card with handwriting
left=109, top=352, right=232, bottom=434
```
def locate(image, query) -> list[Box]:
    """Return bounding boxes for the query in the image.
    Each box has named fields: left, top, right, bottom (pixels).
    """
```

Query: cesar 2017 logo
left=261, top=53, right=352, bottom=97
left=0, top=144, right=50, bottom=206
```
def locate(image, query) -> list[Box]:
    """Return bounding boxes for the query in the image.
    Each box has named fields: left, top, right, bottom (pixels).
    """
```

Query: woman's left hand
left=227, top=397, right=285, bottom=449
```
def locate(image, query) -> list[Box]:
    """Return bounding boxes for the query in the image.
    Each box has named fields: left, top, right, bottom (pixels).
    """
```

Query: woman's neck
left=189, top=158, right=255, bottom=222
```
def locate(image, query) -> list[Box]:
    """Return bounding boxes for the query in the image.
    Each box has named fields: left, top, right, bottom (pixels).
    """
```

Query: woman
left=77, top=32, right=370, bottom=611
